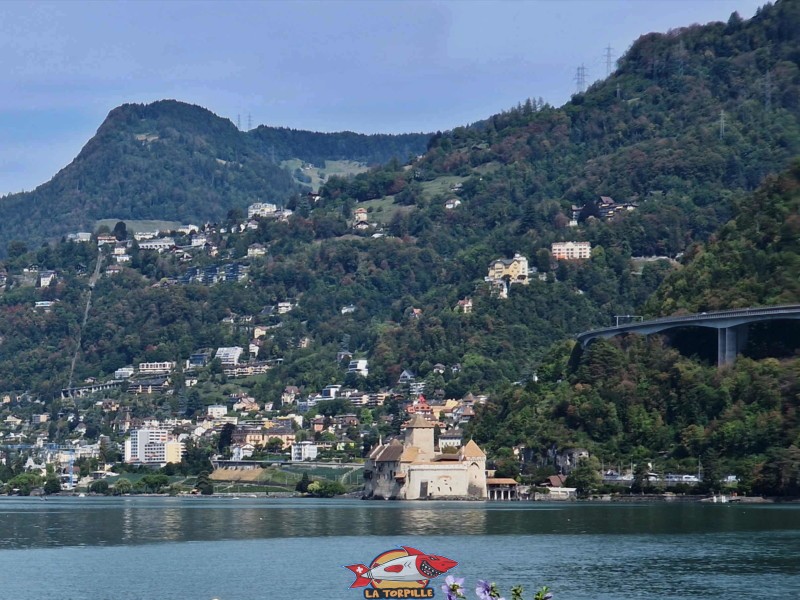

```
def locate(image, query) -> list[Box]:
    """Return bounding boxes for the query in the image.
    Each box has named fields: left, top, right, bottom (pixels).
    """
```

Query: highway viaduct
left=576, top=304, right=800, bottom=366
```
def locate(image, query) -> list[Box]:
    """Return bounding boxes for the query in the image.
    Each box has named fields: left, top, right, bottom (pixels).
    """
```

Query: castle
left=363, top=414, right=487, bottom=500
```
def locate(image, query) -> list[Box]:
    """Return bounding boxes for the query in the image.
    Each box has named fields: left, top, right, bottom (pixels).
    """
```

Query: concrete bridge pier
left=717, top=324, right=749, bottom=366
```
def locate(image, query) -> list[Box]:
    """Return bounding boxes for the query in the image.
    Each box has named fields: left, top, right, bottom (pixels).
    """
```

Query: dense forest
left=249, top=127, right=429, bottom=168
left=0, top=2, right=798, bottom=490
left=0, top=101, right=430, bottom=255
left=465, top=160, right=800, bottom=494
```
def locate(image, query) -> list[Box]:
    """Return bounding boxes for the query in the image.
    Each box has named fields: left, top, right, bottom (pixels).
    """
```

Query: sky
left=0, top=0, right=765, bottom=196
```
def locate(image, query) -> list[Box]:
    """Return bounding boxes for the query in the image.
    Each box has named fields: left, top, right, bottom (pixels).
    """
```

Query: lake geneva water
left=0, top=497, right=798, bottom=600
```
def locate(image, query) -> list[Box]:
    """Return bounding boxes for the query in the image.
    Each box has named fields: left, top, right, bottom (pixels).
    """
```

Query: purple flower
left=476, top=580, right=492, bottom=600
left=445, top=575, right=465, bottom=589
left=440, top=585, right=459, bottom=600
left=441, top=575, right=465, bottom=600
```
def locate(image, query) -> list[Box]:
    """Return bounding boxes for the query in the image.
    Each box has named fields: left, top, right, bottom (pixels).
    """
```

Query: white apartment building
left=137, top=361, right=176, bottom=374
left=124, top=428, right=183, bottom=464
left=347, top=359, right=369, bottom=377
left=291, top=441, right=319, bottom=462
left=207, top=405, right=227, bottom=419
left=115, top=366, right=135, bottom=379
left=248, top=203, right=278, bottom=218
left=138, top=238, right=175, bottom=252
left=551, top=241, right=592, bottom=260
left=215, top=346, right=244, bottom=365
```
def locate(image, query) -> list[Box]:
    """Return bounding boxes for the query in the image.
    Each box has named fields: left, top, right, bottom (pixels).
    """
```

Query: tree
left=266, top=437, right=285, bottom=453
left=218, top=423, right=235, bottom=454
left=307, top=480, right=345, bottom=498
left=141, top=473, right=169, bottom=493
left=113, top=221, right=128, bottom=241
left=7, top=240, right=28, bottom=260
left=295, top=472, right=311, bottom=493
left=89, top=480, right=110, bottom=495
left=700, top=449, right=723, bottom=494
left=195, top=471, right=214, bottom=495
left=565, top=461, right=602, bottom=498
left=114, top=478, right=132, bottom=495
left=44, top=475, right=62, bottom=495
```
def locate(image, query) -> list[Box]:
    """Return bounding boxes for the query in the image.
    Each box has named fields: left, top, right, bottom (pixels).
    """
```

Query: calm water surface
left=0, top=497, right=798, bottom=600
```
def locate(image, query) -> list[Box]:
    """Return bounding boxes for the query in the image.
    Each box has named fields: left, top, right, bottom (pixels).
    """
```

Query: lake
left=0, top=497, right=798, bottom=600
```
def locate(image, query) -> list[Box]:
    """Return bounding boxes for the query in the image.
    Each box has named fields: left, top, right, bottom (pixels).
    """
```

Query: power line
left=247, top=113, right=252, bottom=131
left=574, top=64, right=587, bottom=94
left=604, top=44, right=615, bottom=77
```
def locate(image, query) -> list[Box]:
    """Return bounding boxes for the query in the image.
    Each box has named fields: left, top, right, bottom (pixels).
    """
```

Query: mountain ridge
left=0, top=100, right=430, bottom=255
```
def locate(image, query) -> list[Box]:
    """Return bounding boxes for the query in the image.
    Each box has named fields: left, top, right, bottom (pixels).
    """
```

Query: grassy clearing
left=281, top=159, right=369, bottom=192
left=359, top=196, right=417, bottom=225
left=95, top=219, right=182, bottom=233
left=420, top=175, right=467, bottom=199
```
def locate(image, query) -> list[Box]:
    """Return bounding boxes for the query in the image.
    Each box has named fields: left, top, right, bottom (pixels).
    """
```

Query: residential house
left=486, top=253, right=529, bottom=286
left=67, top=232, right=93, bottom=242
left=444, top=198, right=461, bottom=210
left=96, top=235, right=117, bottom=246
left=438, top=429, right=463, bottom=449
left=247, top=243, right=267, bottom=258
left=455, top=298, right=473, bottom=314
left=282, top=386, right=300, bottom=405
left=39, top=271, right=56, bottom=287
left=397, top=370, right=416, bottom=385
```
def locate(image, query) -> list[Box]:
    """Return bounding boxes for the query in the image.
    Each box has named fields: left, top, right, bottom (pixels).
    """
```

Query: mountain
left=0, top=100, right=431, bottom=254
left=321, top=0, right=800, bottom=260
left=0, top=2, right=798, bottom=491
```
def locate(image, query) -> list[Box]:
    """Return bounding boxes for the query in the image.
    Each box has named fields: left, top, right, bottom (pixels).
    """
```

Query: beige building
left=551, top=241, right=591, bottom=260
left=363, top=414, right=487, bottom=500
left=486, top=253, right=529, bottom=285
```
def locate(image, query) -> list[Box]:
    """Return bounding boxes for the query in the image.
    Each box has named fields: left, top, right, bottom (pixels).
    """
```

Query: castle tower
left=404, top=413, right=435, bottom=459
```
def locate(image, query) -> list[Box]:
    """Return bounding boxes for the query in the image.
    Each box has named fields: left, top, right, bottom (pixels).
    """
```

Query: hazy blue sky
left=0, top=0, right=765, bottom=195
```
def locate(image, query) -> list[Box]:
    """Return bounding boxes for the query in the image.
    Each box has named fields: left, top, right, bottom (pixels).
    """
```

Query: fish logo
left=345, top=546, right=458, bottom=598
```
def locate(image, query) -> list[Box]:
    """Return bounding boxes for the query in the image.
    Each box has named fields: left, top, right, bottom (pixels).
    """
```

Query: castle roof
left=458, top=439, right=486, bottom=459
left=370, top=439, right=404, bottom=462
left=405, top=413, right=435, bottom=429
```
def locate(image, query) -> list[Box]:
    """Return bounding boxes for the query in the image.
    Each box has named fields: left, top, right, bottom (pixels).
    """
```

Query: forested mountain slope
left=0, top=101, right=430, bottom=254
left=249, top=127, right=429, bottom=167
left=322, top=0, right=800, bottom=260
left=646, top=159, right=800, bottom=314
left=466, top=162, right=800, bottom=494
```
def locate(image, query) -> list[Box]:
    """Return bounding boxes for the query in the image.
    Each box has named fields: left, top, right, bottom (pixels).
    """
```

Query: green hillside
left=0, top=2, right=798, bottom=494
left=0, top=101, right=430, bottom=255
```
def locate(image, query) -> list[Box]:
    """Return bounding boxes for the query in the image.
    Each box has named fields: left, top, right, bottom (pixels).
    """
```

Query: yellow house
left=487, top=253, right=529, bottom=285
